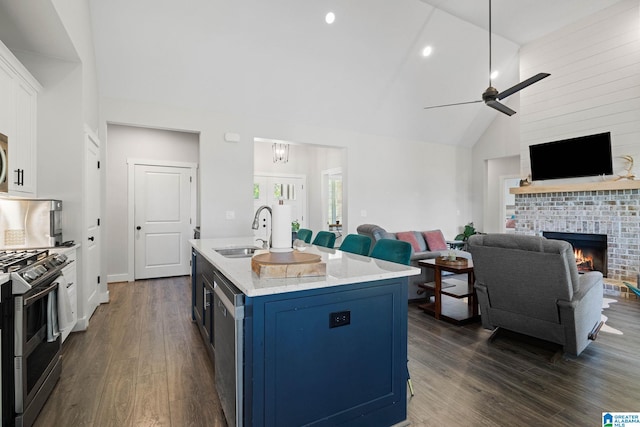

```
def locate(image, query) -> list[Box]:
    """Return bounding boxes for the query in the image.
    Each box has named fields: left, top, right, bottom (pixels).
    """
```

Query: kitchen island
left=191, top=237, right=420, bottom=427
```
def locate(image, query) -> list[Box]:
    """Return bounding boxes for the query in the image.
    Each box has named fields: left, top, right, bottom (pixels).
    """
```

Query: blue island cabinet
left=244, top=278, right=408, bottom=427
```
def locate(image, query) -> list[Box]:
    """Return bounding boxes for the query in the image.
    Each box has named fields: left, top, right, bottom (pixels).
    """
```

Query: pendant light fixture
left=272, top=143, right=289, bottom=163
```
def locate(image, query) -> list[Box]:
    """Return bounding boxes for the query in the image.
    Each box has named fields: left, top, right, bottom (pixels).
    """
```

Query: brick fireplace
left=513, top=187, right=639, bottom=295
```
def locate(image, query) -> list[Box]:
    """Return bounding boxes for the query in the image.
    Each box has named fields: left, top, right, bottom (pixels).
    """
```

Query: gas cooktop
left=0, top=250, right=49, bottom=273
left=11, top=252, right=70, bottom=295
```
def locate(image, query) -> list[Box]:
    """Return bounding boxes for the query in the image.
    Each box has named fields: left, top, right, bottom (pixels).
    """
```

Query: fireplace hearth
left=543, top=232, right=608, bottom=277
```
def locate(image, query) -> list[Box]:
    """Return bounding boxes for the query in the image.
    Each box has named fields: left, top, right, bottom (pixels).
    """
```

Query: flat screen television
left=529, top=132, right=613, bottom=181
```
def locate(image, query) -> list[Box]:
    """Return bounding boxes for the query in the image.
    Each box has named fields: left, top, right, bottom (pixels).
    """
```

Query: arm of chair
left=557, top=271, right=603, bottom=356
left=559, top=271, right=602, bottom=308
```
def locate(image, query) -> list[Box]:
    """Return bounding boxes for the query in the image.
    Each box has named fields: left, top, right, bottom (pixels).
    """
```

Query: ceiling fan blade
left=486, top=100, right=517, bottom=116
left=424, top=100, right=482, bottom=110
left=497, top=73, right=550, bottom=100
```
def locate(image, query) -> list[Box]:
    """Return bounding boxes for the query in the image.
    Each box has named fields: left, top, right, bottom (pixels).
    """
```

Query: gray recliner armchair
left=468, top=233, right=603, bottom=356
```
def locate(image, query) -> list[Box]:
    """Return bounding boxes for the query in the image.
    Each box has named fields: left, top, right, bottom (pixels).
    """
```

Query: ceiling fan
left=424, top=0, right=550, bottom=116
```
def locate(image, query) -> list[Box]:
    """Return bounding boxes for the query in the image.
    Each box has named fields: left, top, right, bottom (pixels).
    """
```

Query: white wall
left=100, top=97, right=473, bottom=245
left=471, top=108, right=521, bottom=233
left=51, top=0, right=99, bottom=130
left=106, top=124, right=199, bottom=280
left=519, top=0, right=640, bottom=180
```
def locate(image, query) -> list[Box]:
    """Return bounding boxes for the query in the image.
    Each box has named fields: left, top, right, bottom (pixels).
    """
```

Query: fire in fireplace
left=574, top=249, right=594, bottom=272
left=543, top=232, right=608, bottom=277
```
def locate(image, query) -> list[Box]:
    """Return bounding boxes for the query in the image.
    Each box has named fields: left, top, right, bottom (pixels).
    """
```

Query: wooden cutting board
left=251, top=251, right=326, bottom=278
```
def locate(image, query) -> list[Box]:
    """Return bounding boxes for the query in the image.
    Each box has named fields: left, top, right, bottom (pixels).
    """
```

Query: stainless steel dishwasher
left=213, top=270, right=244, bottom=427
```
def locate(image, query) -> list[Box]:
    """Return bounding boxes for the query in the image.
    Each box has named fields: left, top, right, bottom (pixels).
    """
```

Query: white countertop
left=191, top=237, right=420, bottom=297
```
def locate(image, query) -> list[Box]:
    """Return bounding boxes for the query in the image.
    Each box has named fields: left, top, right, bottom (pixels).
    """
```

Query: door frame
left=127, top=158, right=198, bottom=282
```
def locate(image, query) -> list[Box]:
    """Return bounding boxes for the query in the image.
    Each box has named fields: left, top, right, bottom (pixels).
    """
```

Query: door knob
left=136, top=226, right=141, bottom=230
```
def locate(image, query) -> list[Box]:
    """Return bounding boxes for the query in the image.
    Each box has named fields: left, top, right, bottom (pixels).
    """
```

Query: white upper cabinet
left=0, top=40, right=41, bottom=196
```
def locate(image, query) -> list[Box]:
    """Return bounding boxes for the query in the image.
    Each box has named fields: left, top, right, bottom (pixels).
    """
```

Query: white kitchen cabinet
left=0, top=39, right=41, bottom=196
left=50, top=245, right=79, bottom=342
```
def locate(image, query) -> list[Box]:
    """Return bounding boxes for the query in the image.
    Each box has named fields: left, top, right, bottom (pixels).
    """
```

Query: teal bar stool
left=296, top=228, right=313, bottom=244
left=369, top=239, right=412, bottom=266
left=369, top=238, right=414, bottom=396
left=339, top=234, right=371, bottom=256
left=312, top=231, right=336, bottom=248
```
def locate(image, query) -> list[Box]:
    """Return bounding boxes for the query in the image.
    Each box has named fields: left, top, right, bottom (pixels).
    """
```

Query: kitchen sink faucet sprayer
left=252, top=205, right=272, bottom=248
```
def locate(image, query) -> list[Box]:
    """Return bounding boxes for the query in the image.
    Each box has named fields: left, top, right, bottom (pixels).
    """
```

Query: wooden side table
left=417, top=257, right=479, bottom=325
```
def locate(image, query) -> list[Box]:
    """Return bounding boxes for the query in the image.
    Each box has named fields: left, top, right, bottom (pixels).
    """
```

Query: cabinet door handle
left=88, top=236, right=95, bottom=241
left=204, top=288, right=210, bottom=309
left=14, top=169, right=20, bottom=185
left=20, top=169, right=24, bottom=185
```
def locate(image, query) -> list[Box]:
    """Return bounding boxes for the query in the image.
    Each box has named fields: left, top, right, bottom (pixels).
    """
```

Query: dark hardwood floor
left=33, top=277, right=640, bottom=426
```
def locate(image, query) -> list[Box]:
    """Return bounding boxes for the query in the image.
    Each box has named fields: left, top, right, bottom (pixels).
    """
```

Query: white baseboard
left=72, top=316, right=89, bottom=332
left=99, top=290, right=110, bottom=303
left=107, top=273, right=129, bottom=283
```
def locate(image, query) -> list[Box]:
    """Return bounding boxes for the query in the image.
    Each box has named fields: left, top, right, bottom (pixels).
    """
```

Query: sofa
left=357, top=224, right=471, bottom=300
left=468, top=233, right=603, bottom=356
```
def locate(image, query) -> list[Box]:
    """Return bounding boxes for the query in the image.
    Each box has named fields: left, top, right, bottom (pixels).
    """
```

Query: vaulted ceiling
left=0, top=0, right=626, bottom=147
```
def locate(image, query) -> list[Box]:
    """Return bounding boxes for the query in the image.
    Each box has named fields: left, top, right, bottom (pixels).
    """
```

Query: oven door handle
left=24, top=281, right=59, bottom=306
left=0, top=141, right=6, bottom=184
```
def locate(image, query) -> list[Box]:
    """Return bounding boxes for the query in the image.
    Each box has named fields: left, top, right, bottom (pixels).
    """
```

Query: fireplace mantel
left=510, top=179, right=640, bottom=195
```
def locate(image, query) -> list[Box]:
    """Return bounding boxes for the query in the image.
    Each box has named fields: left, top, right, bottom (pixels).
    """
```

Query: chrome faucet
left=252, top=205, right=272, bottom=248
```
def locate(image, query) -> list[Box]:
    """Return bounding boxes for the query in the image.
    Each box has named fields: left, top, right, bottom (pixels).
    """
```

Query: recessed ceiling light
left=422, top=46, right=432, bottom=57
left=490, top=70, right=499, bottom=80
left=325, top=12, right=335, bottom=24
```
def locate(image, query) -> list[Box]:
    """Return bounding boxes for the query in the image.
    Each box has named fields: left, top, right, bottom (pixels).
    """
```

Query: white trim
left=127, top=158, right=198, bottom=169
left=127, top=158, right=198, bottom=281
left=107, top=273, right=129, bottom=283
left=254, top=171, right=306, bottom=179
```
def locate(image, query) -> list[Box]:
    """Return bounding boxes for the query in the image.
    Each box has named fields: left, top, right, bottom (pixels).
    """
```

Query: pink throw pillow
left=422, top=230, right=447, bottom=251
left=396, top=232, right=420, bottom=252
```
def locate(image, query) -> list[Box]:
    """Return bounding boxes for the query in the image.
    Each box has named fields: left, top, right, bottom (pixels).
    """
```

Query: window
left=324, top=169, right=342, bottom=228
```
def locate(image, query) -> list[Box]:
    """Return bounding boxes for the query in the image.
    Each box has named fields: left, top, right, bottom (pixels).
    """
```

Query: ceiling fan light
left=325, top=12, right=335, bottom=24
left=490, top=70, right=499, bottom=80
left=422, top=46, right=432, bottom=57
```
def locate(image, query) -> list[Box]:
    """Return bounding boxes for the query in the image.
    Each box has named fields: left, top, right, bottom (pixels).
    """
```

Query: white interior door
left=84, top=130, right=101, bottom=318
left=134, top=164, right=193, bottom=279
left=253, top=174, right=306, bottom=242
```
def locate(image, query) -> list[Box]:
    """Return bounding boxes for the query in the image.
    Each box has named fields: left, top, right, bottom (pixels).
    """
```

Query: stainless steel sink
left=215, top=247, right=260, bottom=258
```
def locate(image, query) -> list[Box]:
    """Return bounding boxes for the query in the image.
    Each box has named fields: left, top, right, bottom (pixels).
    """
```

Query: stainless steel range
left=0, top=249, right=70, bottom=427
left=0, top=250, right=48, bottom=427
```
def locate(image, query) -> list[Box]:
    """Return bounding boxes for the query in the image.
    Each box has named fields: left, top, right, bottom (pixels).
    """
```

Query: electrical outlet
left=329, top=310, right=351, bottom=328
left=225, top=210, right=235, bottom=220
